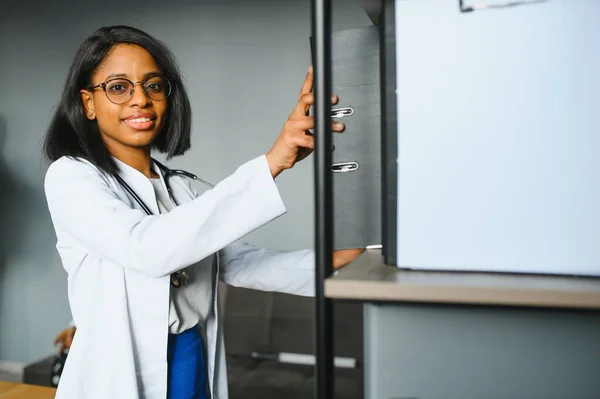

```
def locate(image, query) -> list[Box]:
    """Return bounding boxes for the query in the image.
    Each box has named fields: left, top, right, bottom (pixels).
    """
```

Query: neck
left=109, top=146, right=158, bottom=179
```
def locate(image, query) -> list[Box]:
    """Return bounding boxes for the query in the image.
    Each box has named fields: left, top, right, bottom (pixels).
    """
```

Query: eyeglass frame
left=86, top=75, right=173, bottom=105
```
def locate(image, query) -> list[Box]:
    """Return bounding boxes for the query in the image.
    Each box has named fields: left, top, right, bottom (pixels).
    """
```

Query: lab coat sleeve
left=218, top=240, right=315, bottom=297
left=44, top=155, right=287, bottom=278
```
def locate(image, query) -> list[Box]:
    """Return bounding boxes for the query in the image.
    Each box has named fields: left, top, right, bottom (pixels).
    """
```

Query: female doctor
left=43, top=25, right=363, bottom=399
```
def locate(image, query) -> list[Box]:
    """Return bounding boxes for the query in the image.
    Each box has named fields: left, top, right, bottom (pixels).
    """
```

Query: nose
left=128, top=82, right=151, bottom=107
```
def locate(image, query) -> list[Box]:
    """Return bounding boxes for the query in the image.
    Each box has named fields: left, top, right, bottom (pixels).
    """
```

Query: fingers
left=288, top=116, right=345, bottom=131
left=298, top=66, right=340, bottom=103
left=333, top=248, right=366, bottom=270
left=291, top=90, right=341, bottom=119
left=332, top=120, right=345, bottom=132
left=289, top=117, right=345, bottom=137
left=285, top=118, right=343, bottom=155
left=299, top=65, right=314, bottom=98
left=287, top=116, right=313, bottom=131
left=299, top=93, right=338, bottom=106
left=281, top=118, right=314, bottom=147
left=294, top=134, right=314, bottom=150
left=271, top=78, right=348, bottom=176
left=300, top=93, right=314, bottom=117
left=290, top=92, right=315, bottom=119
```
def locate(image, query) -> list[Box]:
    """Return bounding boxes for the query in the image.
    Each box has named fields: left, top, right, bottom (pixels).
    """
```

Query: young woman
left=43, top=25, right=363, bottom=399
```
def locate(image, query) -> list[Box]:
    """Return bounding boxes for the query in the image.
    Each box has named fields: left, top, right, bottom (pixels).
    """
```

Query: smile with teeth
left=123, top=115, right=156, bottom=130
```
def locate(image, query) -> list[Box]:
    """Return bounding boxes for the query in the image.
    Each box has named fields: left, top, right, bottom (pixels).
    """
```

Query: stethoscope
left=114, top=158, right=214, bottom=289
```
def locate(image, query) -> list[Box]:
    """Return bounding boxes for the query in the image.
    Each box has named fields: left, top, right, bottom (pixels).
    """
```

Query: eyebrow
left=103, top=71, right=163, bottom=81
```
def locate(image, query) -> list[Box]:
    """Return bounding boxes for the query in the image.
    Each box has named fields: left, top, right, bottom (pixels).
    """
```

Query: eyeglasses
left=87, top=75, right=172, bottom=105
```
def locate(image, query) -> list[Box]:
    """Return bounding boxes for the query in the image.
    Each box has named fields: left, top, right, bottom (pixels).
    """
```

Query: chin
left=128, top=139, right=158, bottom=149
left=101, top=124, right=162, bottom=151
left=123, top=130, right=160, bottom=146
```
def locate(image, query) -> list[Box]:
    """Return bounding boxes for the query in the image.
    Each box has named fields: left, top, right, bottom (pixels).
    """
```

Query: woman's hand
left=266, top=66, right=345, bottom=178
left=333, top=248, right=365, bottom=270
left=53, top=326, right=76, bottom=353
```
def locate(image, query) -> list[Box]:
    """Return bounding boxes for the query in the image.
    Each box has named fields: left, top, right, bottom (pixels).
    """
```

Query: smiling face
left=80, top=43, right=168, bottom=157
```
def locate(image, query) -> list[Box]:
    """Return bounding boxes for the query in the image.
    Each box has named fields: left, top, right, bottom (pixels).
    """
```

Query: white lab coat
left=44, top=154, right=316, bottom=399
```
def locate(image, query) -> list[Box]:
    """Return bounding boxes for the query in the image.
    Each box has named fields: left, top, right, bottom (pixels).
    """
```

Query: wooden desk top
left=325, top=249, right=600, bottom=309
left=0, top=381, right=56, bottom=399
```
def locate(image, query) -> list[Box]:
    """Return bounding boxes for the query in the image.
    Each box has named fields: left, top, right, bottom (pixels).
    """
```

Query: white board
left=395, top=0, right=600, bottom=276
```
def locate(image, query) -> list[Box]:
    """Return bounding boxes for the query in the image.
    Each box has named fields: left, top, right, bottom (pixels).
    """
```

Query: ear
left=80, top=90, right=96, bottom=120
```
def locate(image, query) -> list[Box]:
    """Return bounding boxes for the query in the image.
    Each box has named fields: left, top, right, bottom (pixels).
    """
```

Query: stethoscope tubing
left=112, top=160, right=213, bottom=289
left=114, top=159, right=214, bottom=217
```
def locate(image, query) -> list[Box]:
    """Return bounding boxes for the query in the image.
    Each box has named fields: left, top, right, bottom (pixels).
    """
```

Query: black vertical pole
left=311, top=0, right=334, bottom=398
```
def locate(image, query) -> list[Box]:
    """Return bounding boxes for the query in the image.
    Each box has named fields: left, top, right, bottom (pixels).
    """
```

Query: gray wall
left=0, top=0, right=372, bottom=363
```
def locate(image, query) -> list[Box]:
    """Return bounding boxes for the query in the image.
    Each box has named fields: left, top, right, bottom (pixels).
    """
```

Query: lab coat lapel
left=112, top=156, right=160, bottom=215
left=112, top=159, right=225, bottom=397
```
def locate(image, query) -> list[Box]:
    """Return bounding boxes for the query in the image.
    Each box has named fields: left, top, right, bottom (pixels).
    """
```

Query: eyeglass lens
left=105, top=77, right=171, bottom=104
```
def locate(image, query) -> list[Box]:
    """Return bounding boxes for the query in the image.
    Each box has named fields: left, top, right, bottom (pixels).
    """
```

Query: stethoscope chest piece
left=170, top=270, right=189, bottom=288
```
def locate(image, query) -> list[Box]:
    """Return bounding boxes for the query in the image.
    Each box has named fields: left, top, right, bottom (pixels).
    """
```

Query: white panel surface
left=395, top=0, right=600, bottom=276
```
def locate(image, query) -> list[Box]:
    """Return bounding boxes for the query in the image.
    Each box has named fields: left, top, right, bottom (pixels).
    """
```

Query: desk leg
left=363, top=302, right=382, bottom=399
left=363, top=302, right=600, bottom=399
